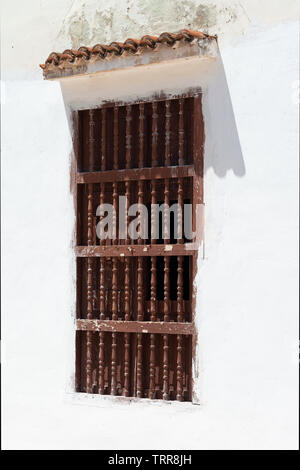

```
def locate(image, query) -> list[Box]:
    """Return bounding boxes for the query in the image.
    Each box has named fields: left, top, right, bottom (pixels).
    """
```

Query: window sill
left=65, top=392, right=199, bottom=409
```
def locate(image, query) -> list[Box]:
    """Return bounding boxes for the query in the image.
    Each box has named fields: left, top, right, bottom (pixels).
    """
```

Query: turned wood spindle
left=176, top=256, right=184, bottom=401
left=86, top=109, right=96, bottom=393
left=100, top=107, right=107, bottom=245
left=150, top=102, right=159, bottom=242
left=151, top=180, right=157, bottom=244
left=111, top=331, right=117, bottom=396
left=89, top=109, right=96, bottom=170
left=136, top=256, right=143, bottom=398
left=101, top=108, right=107, bottom=170
left=124, top=105, right=132, bottom=244
left=163, top=256, right=170, bottom=400
left=123, top=257, right=130, bottom=396
left=111, top=258, right=118, bottom=395
left=98, top=257, right=105, bottom=394
left=152, top=101, right=158, bottom=167
left=138, top=103, right=145, bottom=244
left=112, top=182, right=118, bottom=244
left=98, top=108, right=107, bottom=394
left=149, top=256, right=157, bottom=399
left=178, top=98, right=184, bottom=166
left=177, top=98, right=184, bottom=243
left=163, top=100, right=171, bottom=243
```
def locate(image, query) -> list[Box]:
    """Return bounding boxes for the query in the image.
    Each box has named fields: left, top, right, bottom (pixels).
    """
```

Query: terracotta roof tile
left=40, top=29, right=216, bottom=77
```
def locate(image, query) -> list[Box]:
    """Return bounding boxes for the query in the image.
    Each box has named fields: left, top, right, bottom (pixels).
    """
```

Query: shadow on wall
left=204, top=54, right=245, bottom=177
left=60, top=48, right=245, bottom=179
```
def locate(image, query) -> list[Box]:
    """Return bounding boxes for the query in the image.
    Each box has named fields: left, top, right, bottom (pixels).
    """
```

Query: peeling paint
left=56, top=0, right=248, bottom=51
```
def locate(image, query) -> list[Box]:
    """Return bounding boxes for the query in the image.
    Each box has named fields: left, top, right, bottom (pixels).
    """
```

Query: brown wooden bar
left=101, top=108, right=107, bottom=171
left=123, top=257, right=131, bottom=396
left=126, top=105, right=132, bottom=168
left=138, top=103, right=144, bottom=168
left=111, top=257, right=118, bottom=395
left=136, top=256, right=144, bottom=397
left=163, top=256, right=170, bottom=400
left=149, top=256, right=157, bottom=398
left=176, top=99, right=185, bottom=401
left=77, top=319, right=195, bottom=335
left=76, top=243, right=198, bottom=257
left=98, top=257, right=105, bottom=393
left=76, top=165, right=194, bottom=184
left=98, top=331, right=105, bottom=394
left=98, top=108, right=107, bottom=393
left=136, top=334, right=143, bottom=398
left=152, top=102, right=158, bottom=167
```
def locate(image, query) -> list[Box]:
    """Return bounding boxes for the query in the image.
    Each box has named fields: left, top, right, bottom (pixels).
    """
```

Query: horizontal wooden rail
left=76, top=319, right=195, bottom=335
left=76, top=243, right=198, bottom=257
left=76, top=165, right=195, bottom=184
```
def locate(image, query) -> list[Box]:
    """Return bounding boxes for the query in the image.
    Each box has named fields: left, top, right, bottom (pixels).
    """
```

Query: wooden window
left=74, top=92, right=203, bottom=401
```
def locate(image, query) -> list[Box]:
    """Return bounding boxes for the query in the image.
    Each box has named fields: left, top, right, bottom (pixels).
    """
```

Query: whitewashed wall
left=1, top=0, right=299, bottom=450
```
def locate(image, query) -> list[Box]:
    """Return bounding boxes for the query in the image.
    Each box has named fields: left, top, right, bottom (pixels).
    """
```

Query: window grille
left=75, top=93, right=203, bottom=401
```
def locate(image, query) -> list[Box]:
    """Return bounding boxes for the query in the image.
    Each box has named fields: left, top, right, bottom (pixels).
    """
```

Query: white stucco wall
left=1, top=0, right=299, bottom=450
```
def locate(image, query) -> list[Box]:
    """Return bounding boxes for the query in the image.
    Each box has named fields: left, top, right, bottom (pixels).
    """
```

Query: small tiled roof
left=40, top=29, right=215, bottom=77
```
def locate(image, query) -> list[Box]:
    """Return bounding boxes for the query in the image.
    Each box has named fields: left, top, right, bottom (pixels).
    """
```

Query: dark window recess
left=75, top=94, right=204, bottom=401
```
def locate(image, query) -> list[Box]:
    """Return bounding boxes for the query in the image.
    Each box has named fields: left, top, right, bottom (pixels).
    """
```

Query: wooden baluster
left=138, top=103, right=144, bottom=244
left=113, top=106, right=118, bottom=170
left=101, top=108, right=106, bottom=171
left=100, top=107, right=106, bottom=244
left=147, top=102, right=159, bottom=398
left=87, top=186, right=94, bottom=248
left=86, top=188, right=93, bottom=392
left=86, top=256, right=93, bottom=392
left=98, top=108, right=106, bottom=394
left=177, top=257, right=184, bottom=324
left=149, top=178, right=157, bottom=398
left=111, top=258, right=118, bottom=395
left=138, top=103, right=144, bottom=169
left=125, top=181, right=130, bottom=245
left=111, top=107, right=118, bottom=395
left=89, top=109, right=96, bottom=170
left=163, top=257, right=170, bottom=400
left=137, top=181, right=144, bottom=245
left=164, top=100, right=171, bottom=242
left=178, top=98, right=184, bottom=243
left=86, top=109, right=95, bottom=393
left=152, top=101, right=158, bottom=167
left=98, top=257, right=105, bottom=394
left=165, top=100, right=171, bottom=166
left=176, top=256, right=184, bottom=401
left=163, top=102, right=171, bottom=399
left=176, top=99, right=185, bottom=401
left=177, top=178, right=183, bottom=243
left=98, top=330, right=105, bottom=394
left=123, top=257, right=130, bottom=396
left=151, top=101, right=158, bottom=242
left=133, top=104, right=144, bottom=397
left=112, top=106, right=118, bottom=243
left=176, top=334, right=183, bottom=401
left=124, top=105, right=131, bottom=387
left=136, top=334, right=143, bottom=399
left=136, top=257, right=143, bottom=398
left=126, top=105, right=132, bottom=168
left=151, top=180, right=157, bottom=243
left=112, top=182, right=118, bottom=243
left=178, top=98, right=185, bottom=166
left=111, top=331, right=117, bottom=396
left=149, top=257, right=156, bottom=399
left=125, top=105, right=132, bottom=244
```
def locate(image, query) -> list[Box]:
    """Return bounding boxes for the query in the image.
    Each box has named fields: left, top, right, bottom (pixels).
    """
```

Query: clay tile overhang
left=40, top=29, right=217, bottom=80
